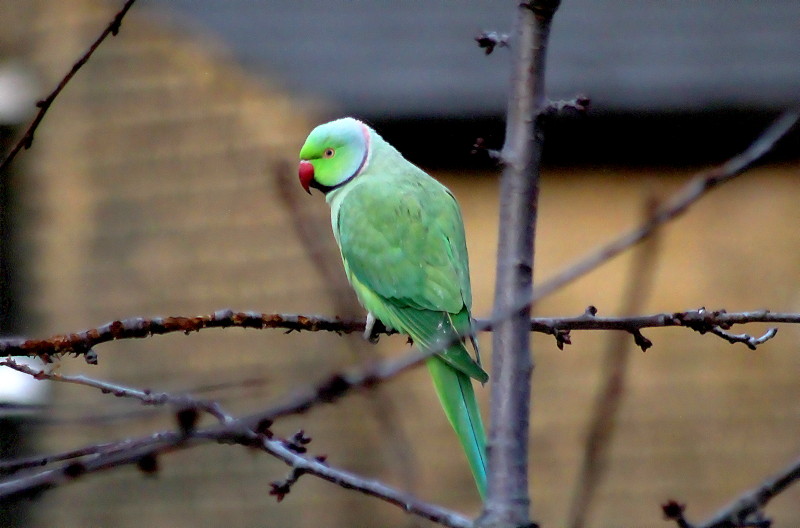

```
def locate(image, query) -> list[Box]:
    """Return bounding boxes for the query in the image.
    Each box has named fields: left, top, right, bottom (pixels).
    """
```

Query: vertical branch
left=567, top=197, right=662, bottom=528
left=479, top=1, right=560, bottom=527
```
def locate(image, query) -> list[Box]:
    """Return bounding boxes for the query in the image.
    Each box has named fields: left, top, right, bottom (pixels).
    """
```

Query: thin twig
left=261, top=437, right=474, bottom=528
left=706, top=326, right=778, bottom=350
left=699, top=456, right=800, bottom=528
left=526, top=308, right=783, bottom=350
left=0, top=378, right=474, bottom=528
left=0, top=429, right=186, bottom=499
left=0, top=358, right=232, bottom=424
left=0, top=439, right=132, bottom=475
left=0, top=0, right=138, bottom=172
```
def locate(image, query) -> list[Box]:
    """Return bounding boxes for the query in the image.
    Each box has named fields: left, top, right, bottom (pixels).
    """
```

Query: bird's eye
left=323, top=148, right=335, bottom=158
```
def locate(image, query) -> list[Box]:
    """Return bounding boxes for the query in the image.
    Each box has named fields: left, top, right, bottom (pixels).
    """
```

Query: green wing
left=334, top=167, right=488, bottom=496
left=335, top=172, right=486, bottom=383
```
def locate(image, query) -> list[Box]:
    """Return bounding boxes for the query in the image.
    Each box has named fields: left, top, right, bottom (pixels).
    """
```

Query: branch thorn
left=630, top=329, right=653, bottom=352
left=136, top=452, right=159, bottom=476
left=471, top=137, right=502, bottom=162
left=544, top=95, right=591, bottom=116
left=176, top=407, right=200, bottom=436
left=284, top=430, right=312, bottom=454
left=475, top=31, right=509, bottom=55
left=661, top=500, right=693, bottom=528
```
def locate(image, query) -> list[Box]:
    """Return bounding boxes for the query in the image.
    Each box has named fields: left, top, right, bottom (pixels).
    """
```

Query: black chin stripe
left=311, top=174, right=354, bottom=194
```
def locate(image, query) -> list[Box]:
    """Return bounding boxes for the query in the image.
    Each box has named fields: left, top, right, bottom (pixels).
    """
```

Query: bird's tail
left=426, top=354, right=488, bottom=499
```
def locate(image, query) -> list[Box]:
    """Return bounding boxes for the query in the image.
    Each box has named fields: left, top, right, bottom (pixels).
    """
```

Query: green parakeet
left=298, top=117, right=488, bottom=498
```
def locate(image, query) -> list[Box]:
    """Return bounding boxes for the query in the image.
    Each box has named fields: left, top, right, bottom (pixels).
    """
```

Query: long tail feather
left=426, top=355, right=487, bottom=498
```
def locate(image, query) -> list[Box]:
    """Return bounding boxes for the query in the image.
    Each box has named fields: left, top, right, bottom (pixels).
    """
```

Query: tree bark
left=478, top=2, right=560, bottom=527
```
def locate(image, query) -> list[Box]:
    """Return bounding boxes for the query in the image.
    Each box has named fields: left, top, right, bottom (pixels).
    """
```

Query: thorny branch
left=0, top=310, right=368, bottom=360
left=0, top=308, right=787, bottom=361
left=0, top=0, right=138, bottom=172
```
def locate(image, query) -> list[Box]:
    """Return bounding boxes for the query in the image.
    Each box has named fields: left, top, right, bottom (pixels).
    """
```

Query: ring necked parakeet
left=298, top=117, right=488, bottom=498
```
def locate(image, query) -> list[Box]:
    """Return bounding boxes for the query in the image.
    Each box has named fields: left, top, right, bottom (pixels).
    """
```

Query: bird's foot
left=363, top=312, right=379, bottom=343
left=363, top=313, right=391, bottom=344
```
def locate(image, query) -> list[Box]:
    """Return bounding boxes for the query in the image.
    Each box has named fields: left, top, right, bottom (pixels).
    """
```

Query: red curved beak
left=298, top=160, right=314, bottom=194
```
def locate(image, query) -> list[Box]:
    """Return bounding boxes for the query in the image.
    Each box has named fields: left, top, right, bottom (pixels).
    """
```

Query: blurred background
left=0, top=1, right=799, bottom=526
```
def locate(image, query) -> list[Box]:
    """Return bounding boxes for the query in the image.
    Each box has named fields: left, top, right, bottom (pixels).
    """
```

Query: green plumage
left=299, top=117, right=488, bottom=498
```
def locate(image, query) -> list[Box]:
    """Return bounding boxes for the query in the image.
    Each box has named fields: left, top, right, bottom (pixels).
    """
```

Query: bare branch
left=568, top=198, right=662, bottom=528
left=260, top=437, right=474, bottom=528
left=0, top=308, right=792, bottom=361
left=0, top=369, right=469, bottom=525
left=663, top=456, right=800, bottom=528
left=0, top=304, right=788, bottom=504
left=479, top=1, right=561, bottom=526
left=534, top=109, right=800, bottom=303
left=526, top=308, right=783, bottom=350
left=0, top=310, right=369, bottom=359
left=706, top=326, right=778, bottom=350
left=0, top=373, right=474, bottom=528
left=0, top=358, right=232, bottom=424
left=0, top=0, right=138, bottom=172
left=0, top=439, right=135, bottom=475
left=0, top=429, right=186, bottom=499
left=698, top=456, right=800, bottom=528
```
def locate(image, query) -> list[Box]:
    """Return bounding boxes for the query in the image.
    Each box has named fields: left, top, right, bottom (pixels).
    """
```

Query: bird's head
left=298, top=117, right=371, bottom=195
